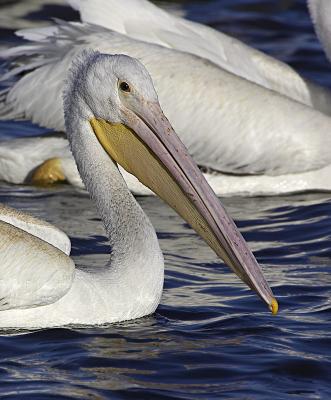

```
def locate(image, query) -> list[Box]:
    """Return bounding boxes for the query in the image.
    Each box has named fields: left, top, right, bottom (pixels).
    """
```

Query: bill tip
left=269, top=298, right=279, bottom=315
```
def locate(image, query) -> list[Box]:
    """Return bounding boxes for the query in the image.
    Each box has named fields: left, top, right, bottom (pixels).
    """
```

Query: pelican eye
left=119, top=81, right=131, bottom=93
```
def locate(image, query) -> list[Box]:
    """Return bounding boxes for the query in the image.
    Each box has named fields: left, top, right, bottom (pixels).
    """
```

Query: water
left=0, top=0, right=331, bottom=398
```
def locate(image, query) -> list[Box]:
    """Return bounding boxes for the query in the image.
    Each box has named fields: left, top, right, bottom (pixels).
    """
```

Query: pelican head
left=64, top=50, right=278, bottom=314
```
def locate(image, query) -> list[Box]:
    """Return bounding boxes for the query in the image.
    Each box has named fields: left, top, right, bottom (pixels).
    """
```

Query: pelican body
left=1, top=1, right=331, bottom=195
left=0, top=52, right=277, bottom=329
left=67, top=0, right=331, bottom=114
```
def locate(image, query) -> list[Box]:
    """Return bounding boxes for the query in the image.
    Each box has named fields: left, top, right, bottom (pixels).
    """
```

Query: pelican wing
left=0, top=217, right=75, bottom=311
left=0, top=203, right=71, bottom=255
left=0, top=27, right=68, bottom=130
left=69, top=0, right=331, bottom=115
left=308, top=0, right=331, bottom=62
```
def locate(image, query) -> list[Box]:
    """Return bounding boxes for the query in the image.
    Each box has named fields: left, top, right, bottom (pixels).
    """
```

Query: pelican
left=67, top=0, right=331, bottom=113
left=308, top=0, right=331, bottom=62
left=0, top=51, right=277, bottom=329
left=1, top=0, right=331, bottom=195
left=1, top=134, right=330, bottom=196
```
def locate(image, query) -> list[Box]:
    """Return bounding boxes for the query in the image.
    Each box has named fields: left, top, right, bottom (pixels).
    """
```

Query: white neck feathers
left=62, top=53, right=164, bottom=315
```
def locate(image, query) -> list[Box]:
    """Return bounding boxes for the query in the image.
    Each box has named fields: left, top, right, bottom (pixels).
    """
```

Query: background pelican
left=67, top=0, right=331, bottom=113
left=0, top=51, right=277, bottom=329
left=0, top=133, right=330, bottom=197
left=308, top=0, right=331, bottom=62
left=0, top=0, right=331, bottom=195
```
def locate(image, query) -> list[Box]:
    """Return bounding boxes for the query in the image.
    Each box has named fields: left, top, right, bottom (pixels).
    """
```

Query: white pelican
left=1, top=0, right=331, bottom=195
left=64, top=0, right=331, bottom=113
left=0, top=134, right=330, bottom=197
left=0, top=51, right=277, bottom=329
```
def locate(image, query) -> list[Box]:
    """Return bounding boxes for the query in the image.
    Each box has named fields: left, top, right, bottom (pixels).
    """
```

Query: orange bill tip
left=269, top=298, right=279, bottom=315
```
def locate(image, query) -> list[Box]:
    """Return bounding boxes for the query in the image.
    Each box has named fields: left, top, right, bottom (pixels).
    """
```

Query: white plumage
left=0, top=216, right=74, bottom=312
left=0, top=0, right=331, bottom=195
left=0, top=51, right=277, bottom=328
left=308, top=0, right=331, bottom=62
left=0, top=202, right=71, bottom=254
left=0, top=54, right=167, bottom=328
left=67, top=0, right=331, bottom=113
left=0, top=134, right=330, bottom=196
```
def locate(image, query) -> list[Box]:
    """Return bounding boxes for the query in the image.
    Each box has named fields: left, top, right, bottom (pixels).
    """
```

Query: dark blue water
left=1, top=1, right=331, bottom=399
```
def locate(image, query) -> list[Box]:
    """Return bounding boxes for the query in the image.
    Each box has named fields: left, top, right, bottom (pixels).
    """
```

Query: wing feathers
left=0, top=220, right=74, bottom=311
left=0, top=203, right=71, bottom=255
